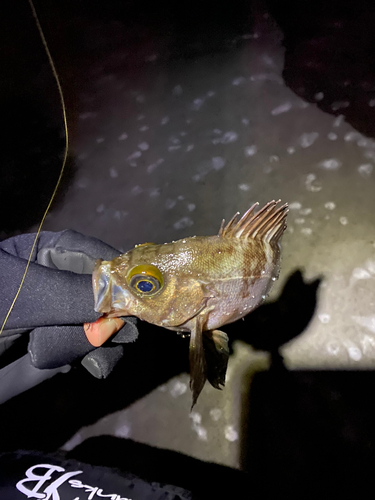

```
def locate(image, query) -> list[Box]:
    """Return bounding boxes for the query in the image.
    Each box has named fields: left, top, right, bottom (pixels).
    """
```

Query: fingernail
left=97, top=318, right=120, bottom=345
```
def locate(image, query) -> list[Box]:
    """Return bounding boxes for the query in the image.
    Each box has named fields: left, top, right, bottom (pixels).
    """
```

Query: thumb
left=84, top=317, right=125, bottom=347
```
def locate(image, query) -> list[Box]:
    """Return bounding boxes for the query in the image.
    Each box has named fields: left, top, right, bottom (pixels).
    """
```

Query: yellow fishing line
left=0, top=0, right=68, bottom=335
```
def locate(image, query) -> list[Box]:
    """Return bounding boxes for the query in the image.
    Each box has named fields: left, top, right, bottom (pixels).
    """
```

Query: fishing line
left=0, top=0, right=69, bottom=335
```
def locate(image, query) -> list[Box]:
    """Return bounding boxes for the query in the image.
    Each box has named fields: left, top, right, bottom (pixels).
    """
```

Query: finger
left=84, top=317, right=125, bottom=347
left=29, top=325, right=95, bottom=368
left=81, top=345, right=124, bottom=379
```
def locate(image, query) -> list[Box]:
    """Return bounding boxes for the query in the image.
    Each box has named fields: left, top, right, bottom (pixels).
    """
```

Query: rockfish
left=93, top=200, right=288, bottom=406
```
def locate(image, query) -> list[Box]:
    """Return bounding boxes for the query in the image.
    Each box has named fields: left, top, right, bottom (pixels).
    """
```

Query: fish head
left=92, top=241, right=210, bottom=328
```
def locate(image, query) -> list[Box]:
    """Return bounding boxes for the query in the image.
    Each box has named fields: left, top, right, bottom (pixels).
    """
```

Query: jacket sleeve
left=0, top=230, right=121, bottom=331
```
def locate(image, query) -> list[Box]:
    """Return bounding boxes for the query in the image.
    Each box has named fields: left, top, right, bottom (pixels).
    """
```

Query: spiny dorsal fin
left=218, top=200, right=289, bottom=244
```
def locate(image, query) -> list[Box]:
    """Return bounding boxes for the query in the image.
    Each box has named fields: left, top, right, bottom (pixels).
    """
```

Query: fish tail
left=219, top=200, right=289, bottom=244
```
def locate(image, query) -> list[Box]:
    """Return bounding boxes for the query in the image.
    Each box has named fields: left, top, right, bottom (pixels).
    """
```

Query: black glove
left=0, top=230, right=138, bottom=403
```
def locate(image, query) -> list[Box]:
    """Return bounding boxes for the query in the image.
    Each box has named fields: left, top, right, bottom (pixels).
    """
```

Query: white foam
left=339, top=217, right=348, bottom=225
left=318, top=314, right=331, bottom=324
left=225, top=426, right=239, bottom=442
left=289, top=202, right=302, bottom=210
left=138, top=142, right=149, bottom=151
left=347, top=346, right=362, bottom=361
left=358, top=164, right=373, bottom=178
left=244, top=145, right=257, bottom=156
left=209, top=409, right=222, bottom=421
left=271, top=102, right=292, bottom=115
left=232, top=76, right=246, bottom=86
left=299, top=132, right=319, bottom=148
left=174, top=217, right=194, bottom=230
left=351, top=268, right=371, bottom=280
left=318, top=158, right=342, bottom=170
left=170, top=381, right=187, bottom=397
left=324, top=202, right=336, bottom=210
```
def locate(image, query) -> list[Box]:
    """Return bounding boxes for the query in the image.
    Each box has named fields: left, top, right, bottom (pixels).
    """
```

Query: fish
left=92, top=199, right=288, bottom=406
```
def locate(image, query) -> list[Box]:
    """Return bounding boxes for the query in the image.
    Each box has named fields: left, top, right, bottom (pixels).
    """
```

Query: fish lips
left=92, top=259, right=133, bottom=316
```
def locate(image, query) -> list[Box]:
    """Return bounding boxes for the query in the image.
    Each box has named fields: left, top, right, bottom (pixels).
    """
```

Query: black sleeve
left=0, top=230, right=121, bottom=331
left=0, top=248, right=100, bottom=330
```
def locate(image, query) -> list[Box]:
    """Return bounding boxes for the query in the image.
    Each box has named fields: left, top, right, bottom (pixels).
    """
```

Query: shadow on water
left=224, top=269, right=321, bottom=357
left=267, top=0, right=375, bottom=138
left=241, top=368, right=375, bottom=497
left=238, top=271, right=375, bottom=496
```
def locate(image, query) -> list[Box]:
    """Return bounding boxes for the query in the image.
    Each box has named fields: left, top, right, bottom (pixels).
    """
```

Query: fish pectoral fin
left=189, top=315, right=207, bottom=409
left=203, top=329, right=230, bottom=390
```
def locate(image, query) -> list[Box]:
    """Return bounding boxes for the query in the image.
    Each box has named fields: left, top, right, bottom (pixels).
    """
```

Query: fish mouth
left=92, top=260, right=133, bottom=316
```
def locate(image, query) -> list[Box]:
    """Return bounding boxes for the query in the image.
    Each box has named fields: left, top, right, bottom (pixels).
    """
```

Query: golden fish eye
left=127, top=264, right=163, bottom=295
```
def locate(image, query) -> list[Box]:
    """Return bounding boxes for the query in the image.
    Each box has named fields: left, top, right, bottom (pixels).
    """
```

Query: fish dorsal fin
left=218, top=200, right=289, bottom=244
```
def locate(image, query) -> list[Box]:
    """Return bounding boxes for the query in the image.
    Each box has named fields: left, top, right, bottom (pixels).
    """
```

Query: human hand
left=0, top=230, right=138, bottom=403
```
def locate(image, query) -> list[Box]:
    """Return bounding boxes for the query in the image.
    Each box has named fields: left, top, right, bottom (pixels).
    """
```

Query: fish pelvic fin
left=189, top=315, right=207, bottom=409
left=203, top=329, right=229, bottom=390
left=218, top=200, right=289, bottom=245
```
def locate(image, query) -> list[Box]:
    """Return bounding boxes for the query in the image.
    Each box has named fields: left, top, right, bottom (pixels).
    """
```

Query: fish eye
left=130, top=276, right=160, bottom=294
left=127, top=264, right=164, bottom=295
left=137, top=280, right=154, bottom=292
